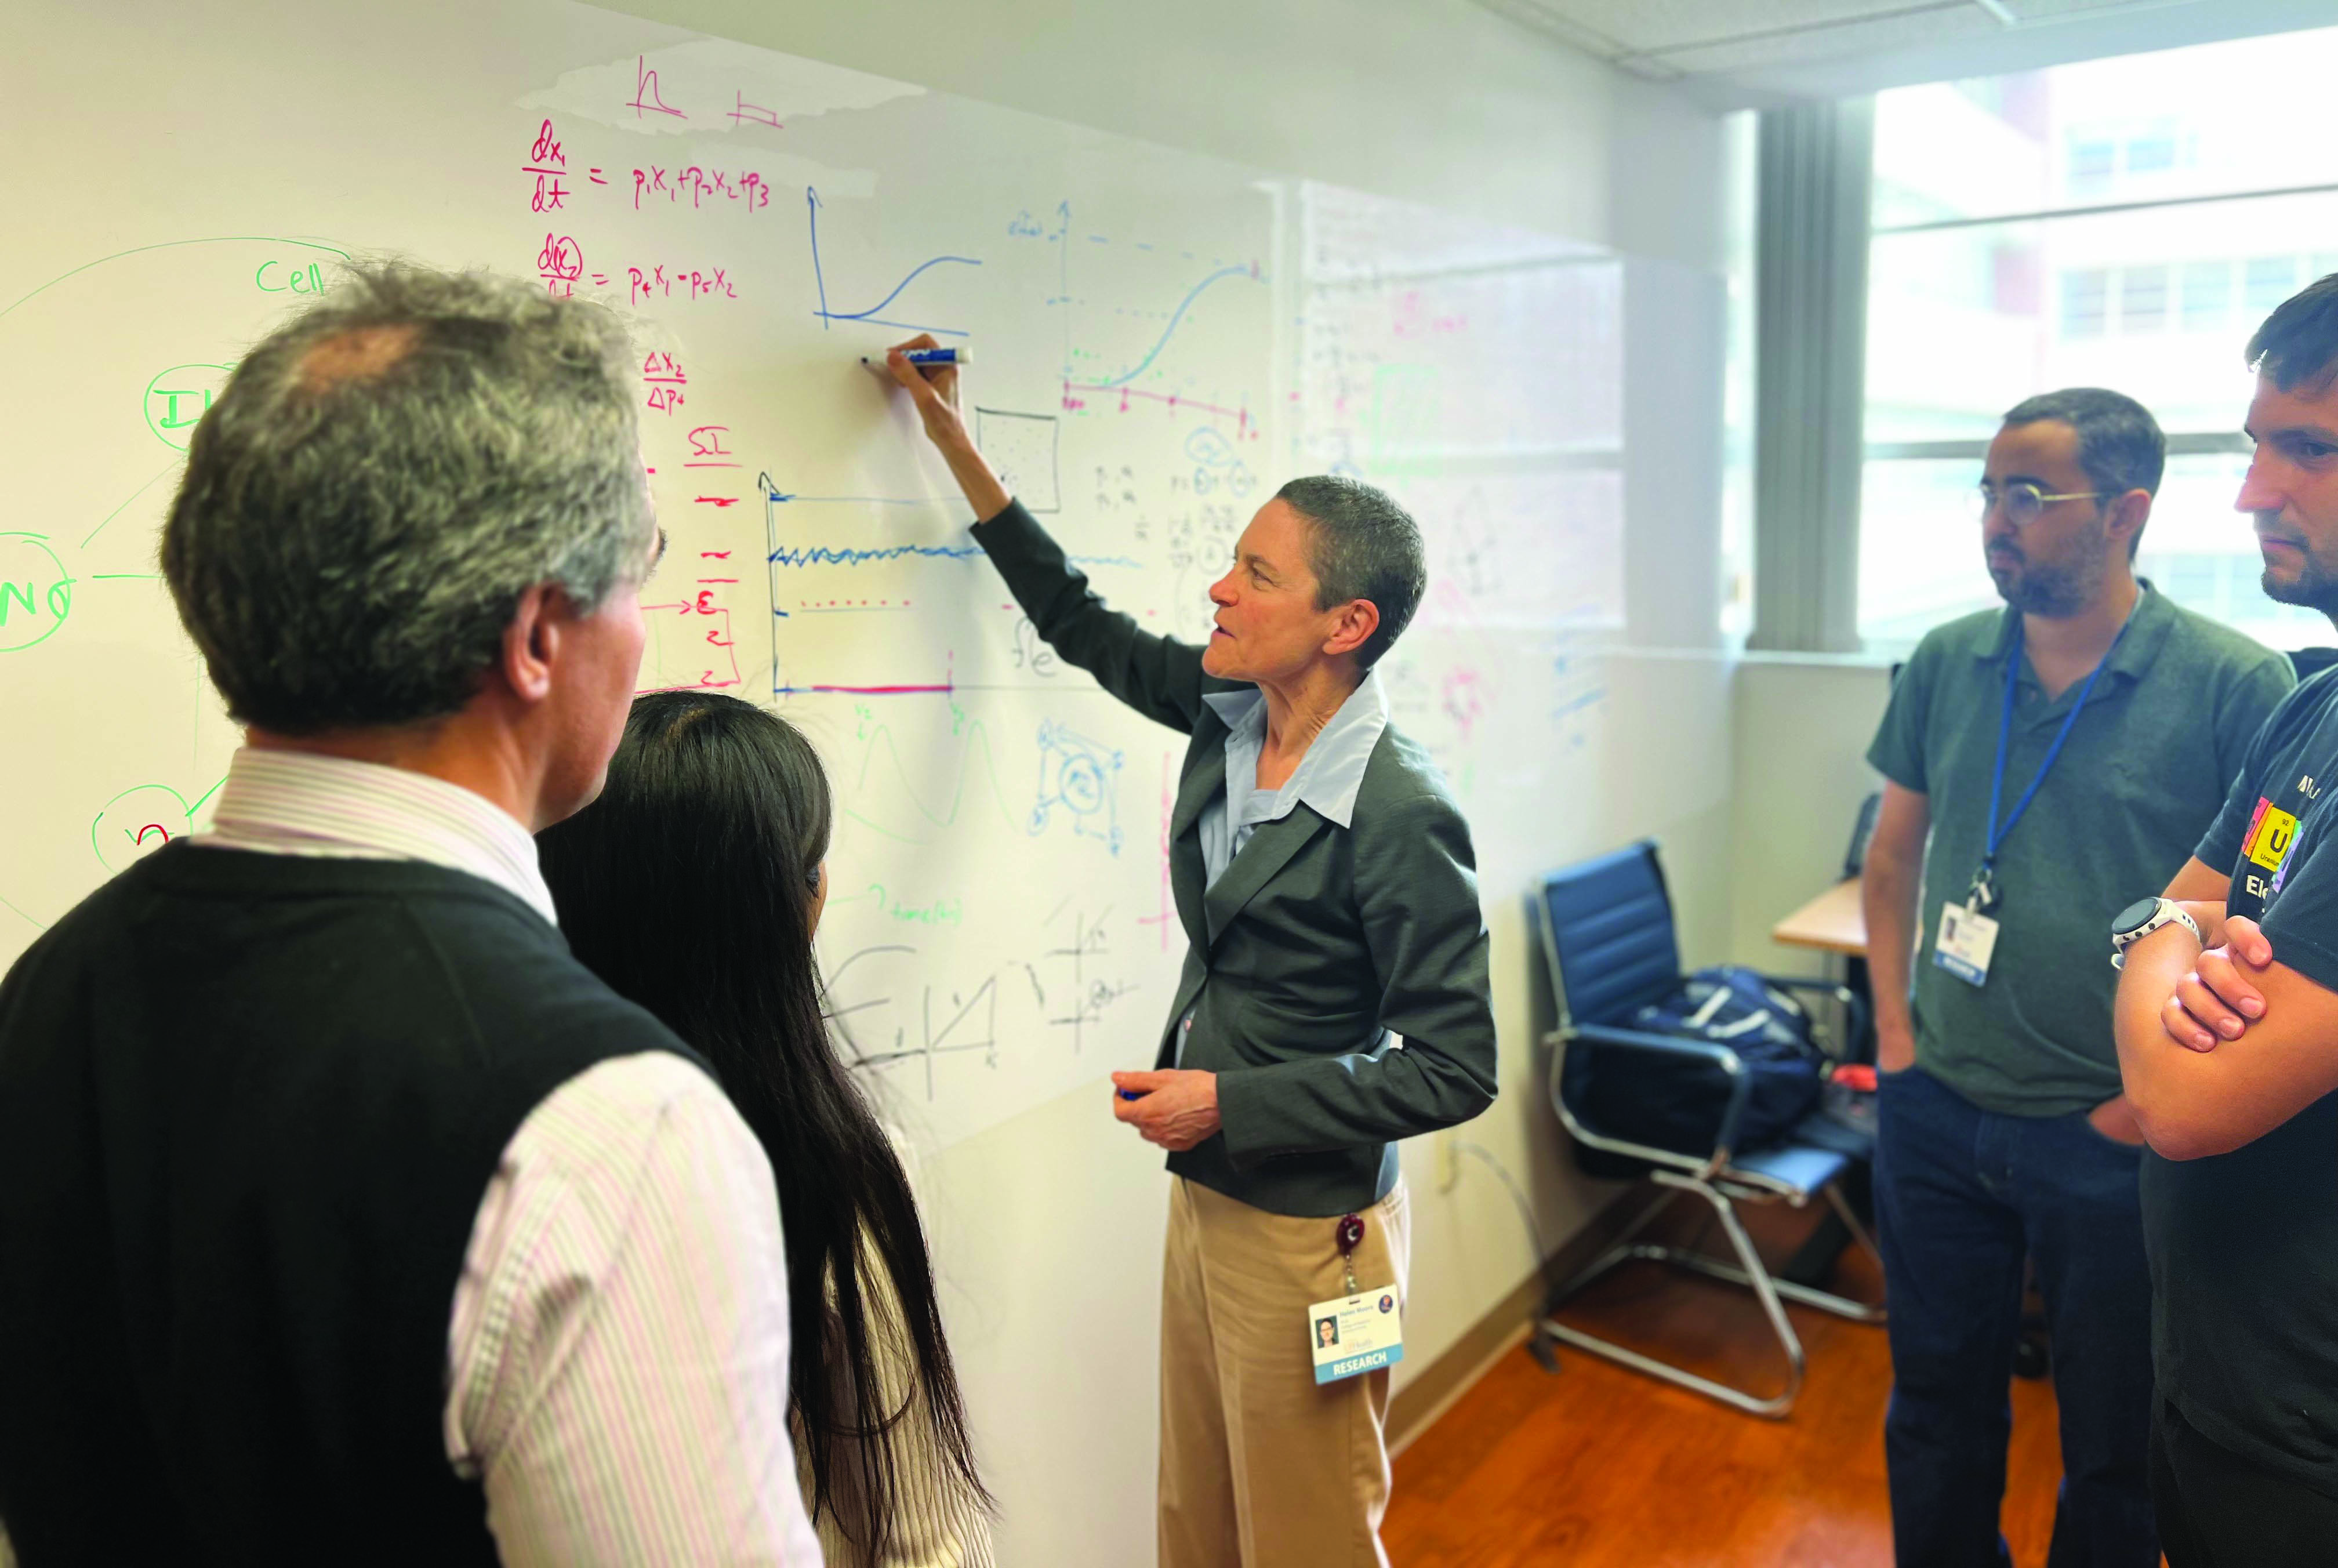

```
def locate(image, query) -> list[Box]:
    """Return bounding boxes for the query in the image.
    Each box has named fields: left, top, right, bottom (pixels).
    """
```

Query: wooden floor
left=1385, top=1206, right=2065, bottom=1567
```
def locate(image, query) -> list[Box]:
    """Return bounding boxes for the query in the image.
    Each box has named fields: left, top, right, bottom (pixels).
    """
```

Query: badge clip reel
left=1308, top=1212, right=1405, bottom=1386
left=1966, top=862, right=2000, bottom=917
left=1934, top=861, right=2003, bottom=989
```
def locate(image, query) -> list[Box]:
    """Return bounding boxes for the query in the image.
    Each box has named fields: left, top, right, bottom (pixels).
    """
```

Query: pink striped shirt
left=200, top=747, right=824, bottom=1565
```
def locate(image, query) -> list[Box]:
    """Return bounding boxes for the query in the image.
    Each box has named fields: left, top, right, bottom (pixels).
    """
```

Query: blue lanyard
left=1974, top=604, right=2137, bottom=907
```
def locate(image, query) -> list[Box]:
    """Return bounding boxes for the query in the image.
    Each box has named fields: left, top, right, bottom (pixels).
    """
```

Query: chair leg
left=1538, top=1173, right=1809, bottom=1419
left=1822, top=1182, right=1889, bottom=1324
left=1543, top=1183, right=1686, bottom=1305
left=1660, top=1185, right=1885, bottom=1324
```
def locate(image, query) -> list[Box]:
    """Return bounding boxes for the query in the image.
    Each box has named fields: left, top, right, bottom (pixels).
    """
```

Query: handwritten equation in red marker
left=633, top=164, right=772, bottom=213
left=640, top=558, right=745, bottom=693
left=641, top=350, right=687, bottom=414
left=523, top=119, right=570, bottom=213
left=538, top=233, right=585, bottom=297
left=682, top=426, right=740, bottom=468
left=630, top=263, right=738, bottom=304
left=528, top=115, right=762, bottom=220
left=535, top=237, right=735, bottom=305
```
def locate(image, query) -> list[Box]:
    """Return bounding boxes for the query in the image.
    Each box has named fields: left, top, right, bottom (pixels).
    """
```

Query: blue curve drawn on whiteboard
left=1092, top=264, right=1254, bottom=388
left=769, top=542, right=985, bottom=568
left=808, top=186, right=979, bottom=337
left=768, top=541, right=1142, bottom=570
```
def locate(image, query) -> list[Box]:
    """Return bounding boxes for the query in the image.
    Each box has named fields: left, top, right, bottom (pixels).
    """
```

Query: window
left=2126, top=121, right=2179, bottom=176
left=2120, top=264, right=2169, bottom=333
left=2179, top=260, right=2231, bottom=334
left=2060, top=267, right=2110, bottom=337
left=1861, top=26, right=2338, bottom=651
left=2067, top=136, right=2116, bottom=199
left=2246, top=255, right=2300, bottom=314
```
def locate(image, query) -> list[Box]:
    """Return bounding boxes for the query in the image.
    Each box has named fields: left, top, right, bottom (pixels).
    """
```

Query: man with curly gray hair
left=0, top=264, right=824, bottom=1563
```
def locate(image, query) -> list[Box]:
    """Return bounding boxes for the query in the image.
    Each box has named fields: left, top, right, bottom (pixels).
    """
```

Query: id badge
left=1933, top=900, right=2000, bottom=988
left=1308, top=1288, right=1405, bottom=1385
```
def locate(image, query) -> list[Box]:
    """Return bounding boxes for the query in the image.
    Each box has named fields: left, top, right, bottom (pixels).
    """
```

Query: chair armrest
left=1566, top=1023, right=1752, bottom=1177
left=1752, top=974, right=1869, bottom=1064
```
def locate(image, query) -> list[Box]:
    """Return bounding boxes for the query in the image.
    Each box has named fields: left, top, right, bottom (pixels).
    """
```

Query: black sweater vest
left=0, top=844, right=698, bottom=1565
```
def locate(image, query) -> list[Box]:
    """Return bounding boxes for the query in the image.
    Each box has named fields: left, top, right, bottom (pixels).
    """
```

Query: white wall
left=1727, top=658, right=1894, bottom=975
left=586, top=4, right=1734, bottom=1561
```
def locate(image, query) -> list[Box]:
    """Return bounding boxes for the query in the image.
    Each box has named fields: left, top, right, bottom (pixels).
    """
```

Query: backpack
left=1577, top=966, right=1828, bottom=1161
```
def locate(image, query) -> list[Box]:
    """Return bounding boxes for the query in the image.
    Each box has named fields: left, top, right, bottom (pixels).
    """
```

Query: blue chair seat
left=1727, top=1141, right=1849, bottom=1199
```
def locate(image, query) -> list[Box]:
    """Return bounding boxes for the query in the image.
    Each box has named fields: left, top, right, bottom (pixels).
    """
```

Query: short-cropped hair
left=160, top=262, right=647, bottom=734
left=2001, top=387, right=2166, bottom=500
left=2248, top=272, right=2338, bottom=394
left=1275, top=476, right=1425, bottom=669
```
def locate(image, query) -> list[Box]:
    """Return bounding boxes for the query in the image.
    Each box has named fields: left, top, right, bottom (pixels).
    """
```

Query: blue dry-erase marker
left=1119, top=1089, right=1144, bottom=1101
left=862, top=347, right=972, bottom=367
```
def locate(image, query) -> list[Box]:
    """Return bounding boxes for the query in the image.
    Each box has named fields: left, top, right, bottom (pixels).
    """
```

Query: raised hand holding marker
left=873, top=333, right=1008, bottom=521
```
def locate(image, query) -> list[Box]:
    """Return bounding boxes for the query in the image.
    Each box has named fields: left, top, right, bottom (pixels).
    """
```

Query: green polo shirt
left=1865, top=583, right=2293, bottom=1116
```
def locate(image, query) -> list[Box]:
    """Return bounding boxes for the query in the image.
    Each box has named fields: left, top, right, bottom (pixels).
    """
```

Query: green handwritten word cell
left=0, top=535, right=73, bottom=652
left=143, top=363, right=234, bottom=451
left=255, top=259, right=327, bottom=295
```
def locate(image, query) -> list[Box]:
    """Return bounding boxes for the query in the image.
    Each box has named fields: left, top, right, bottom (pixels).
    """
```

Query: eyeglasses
left=1972, top=481, right=2102, bottom=528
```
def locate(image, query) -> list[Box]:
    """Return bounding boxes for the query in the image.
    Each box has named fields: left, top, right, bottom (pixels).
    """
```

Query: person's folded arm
left=1215, top=793, right=1498, bottom=1163
left=2115, top=913, right=2338, bottom=1160
left=2161, top=855, right=2232, bottom=904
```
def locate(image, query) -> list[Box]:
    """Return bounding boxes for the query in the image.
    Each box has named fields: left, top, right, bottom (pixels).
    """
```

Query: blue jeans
left=1875, top=1066, right=2158, bottom=1568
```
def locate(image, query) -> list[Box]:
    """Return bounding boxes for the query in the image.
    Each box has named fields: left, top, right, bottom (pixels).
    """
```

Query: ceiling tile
left=1648, top=4, right=2003, bottom=73
left=1512, top=0, right=1985, bottom=55
left=1993, top=0, right=2166, bottom=16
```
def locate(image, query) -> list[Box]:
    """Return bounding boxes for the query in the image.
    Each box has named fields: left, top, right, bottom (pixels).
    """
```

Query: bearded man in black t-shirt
left=2112, top=272, right=2338, bottom=1563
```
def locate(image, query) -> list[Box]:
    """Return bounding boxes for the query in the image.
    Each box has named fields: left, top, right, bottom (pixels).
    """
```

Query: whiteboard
left=0, top=0, right=1624, bottom=1156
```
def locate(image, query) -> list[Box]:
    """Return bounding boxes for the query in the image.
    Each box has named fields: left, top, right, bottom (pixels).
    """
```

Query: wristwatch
left=2110, top=896, right=2205, bottom=970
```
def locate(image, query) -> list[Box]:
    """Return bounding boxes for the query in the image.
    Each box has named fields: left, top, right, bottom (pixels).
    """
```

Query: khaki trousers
left=1158, top=1176, right=1413, bottom=1568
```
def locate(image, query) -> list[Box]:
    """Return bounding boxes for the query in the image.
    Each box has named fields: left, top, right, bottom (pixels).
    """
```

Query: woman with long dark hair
left=537, top=690, right=994, bottom=1567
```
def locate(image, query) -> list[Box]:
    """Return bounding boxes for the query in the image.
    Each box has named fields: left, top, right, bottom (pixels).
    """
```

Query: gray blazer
left=976, top=502, right=1498, bottom=1217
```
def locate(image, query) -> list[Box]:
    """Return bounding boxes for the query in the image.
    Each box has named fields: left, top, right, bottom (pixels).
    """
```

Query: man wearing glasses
left=1860, top=388, right=2293, bottom=1567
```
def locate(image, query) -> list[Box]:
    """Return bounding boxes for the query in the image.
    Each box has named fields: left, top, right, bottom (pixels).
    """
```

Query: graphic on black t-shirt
left=2230, top=767, right=2333, bottom=922
left=2232, top=791, right=2308, bottom=920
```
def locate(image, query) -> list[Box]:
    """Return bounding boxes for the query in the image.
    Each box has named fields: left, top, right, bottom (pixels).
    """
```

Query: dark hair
left=2001, top=387, right=2165, bottom=561
left=161, top=262, right=647, bottom=734
left=2248, top=272, right=2338, bottom=393
left=536, top=692, right=988, bottom=1555
left=1275, top=475, right=1426, bottom=667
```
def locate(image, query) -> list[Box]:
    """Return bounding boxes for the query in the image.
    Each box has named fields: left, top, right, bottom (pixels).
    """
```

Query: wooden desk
left=1771, top=878, right=1868, bottom=957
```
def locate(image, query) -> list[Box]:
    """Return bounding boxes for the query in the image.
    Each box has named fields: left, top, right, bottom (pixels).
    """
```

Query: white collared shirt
left=199, top=749, right=823, bottom=1566
left=1196, top=670, right=1389, bottom=889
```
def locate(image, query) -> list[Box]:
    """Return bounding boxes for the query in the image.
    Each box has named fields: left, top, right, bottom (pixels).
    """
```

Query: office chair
left=1531, top=839, right=1885, bottom=1419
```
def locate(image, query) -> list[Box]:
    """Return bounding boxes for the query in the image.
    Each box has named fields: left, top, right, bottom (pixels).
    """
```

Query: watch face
left=2112, top=896, right=2161, bottom=937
